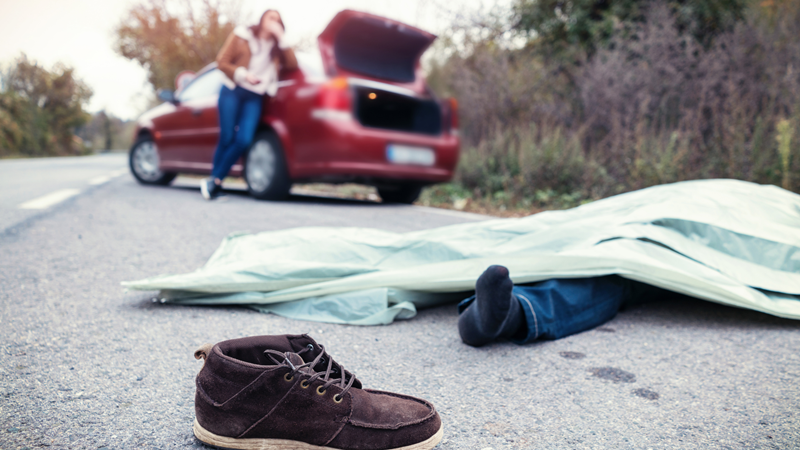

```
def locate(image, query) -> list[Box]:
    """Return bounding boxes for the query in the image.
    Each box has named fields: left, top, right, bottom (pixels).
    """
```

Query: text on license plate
left=386, top=144, right=435, bottom=166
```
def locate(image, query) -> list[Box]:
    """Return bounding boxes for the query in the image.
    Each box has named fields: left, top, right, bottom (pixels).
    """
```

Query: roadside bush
left=579, top=2, right=799, bottom=190
left=426, top=0, right=800, bottom=211
left=457, top=125, right=605, bottom=201
left=0, top=54, right=92, bottom=157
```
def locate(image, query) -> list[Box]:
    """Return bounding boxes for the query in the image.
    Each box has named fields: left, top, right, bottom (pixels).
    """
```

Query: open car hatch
left=318, top=10, right=436, bottom=85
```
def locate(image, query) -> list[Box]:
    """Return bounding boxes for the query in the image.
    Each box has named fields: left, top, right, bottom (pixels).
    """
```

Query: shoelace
left=263, top=345, right=356, bottom=401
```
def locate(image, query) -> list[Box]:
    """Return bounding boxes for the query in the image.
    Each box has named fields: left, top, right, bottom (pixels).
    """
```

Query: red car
left=129, top=9, right=459, bottom=203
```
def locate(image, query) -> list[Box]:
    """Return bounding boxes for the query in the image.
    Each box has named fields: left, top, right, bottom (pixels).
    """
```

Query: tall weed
left=776, top=118, right=795, bottom=190
left=427, top=1, right=800, bottom=211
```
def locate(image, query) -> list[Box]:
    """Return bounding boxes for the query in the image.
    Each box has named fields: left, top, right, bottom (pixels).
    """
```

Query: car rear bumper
left=288, top=116, right=459, bottom=184
left=292, top=161, right=453, bottom=184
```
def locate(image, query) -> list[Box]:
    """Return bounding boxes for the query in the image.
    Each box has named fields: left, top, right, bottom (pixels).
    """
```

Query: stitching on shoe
left=208, top=368, right=281, bottom=408
left=348, top=390, right=436, bottom=429
left=203, top=348, right=298, bottom=408
left=201, top=366, right=266, bottom=402
left=350, top=413, right=438, bottom=430
left=322, top=395, right=353, bottom=446
left=213, top=345, right=276, bottom=370
left=195, top=361, right=240, bottom=405
left=322, top=417, right=350, bottom=447
left=236, top=380, right=348, bottom=440
left=195, top=377, right=219, bottom=406
left=236, top=379, right=303, bottom=439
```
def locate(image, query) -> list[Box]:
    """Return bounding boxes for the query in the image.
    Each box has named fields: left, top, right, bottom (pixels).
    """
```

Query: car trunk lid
left=318, top=10, right=436, bottom=87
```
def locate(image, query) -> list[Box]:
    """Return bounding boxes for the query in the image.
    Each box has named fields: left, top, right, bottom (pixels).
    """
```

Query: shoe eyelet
left=316, top=386, right=327, bottom=396
left=307, top=344, right=314, bottom=351
left=333, top=394, right=343, bottom=404
left=300, top=380, right=310, bottom=389
left=284, top=373, right=294, bottom=382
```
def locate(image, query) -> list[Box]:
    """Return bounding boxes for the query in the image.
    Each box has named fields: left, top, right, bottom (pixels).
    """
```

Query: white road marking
left=18, top=189, right=81, bottom=210
left=89, top=169, right=128, bottom=185
left=88, top=175, right=112, bottom=185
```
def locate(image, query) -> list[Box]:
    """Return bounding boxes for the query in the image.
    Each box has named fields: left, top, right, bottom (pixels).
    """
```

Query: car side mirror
left=175, top=70, right=196, bottom=92
left=157, top=89, right=177, bottom=104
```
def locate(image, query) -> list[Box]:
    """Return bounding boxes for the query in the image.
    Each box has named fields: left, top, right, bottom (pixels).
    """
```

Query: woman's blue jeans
left=211, top=85, right=263, bottom=181
left=458, top=276, right=662, bottom=343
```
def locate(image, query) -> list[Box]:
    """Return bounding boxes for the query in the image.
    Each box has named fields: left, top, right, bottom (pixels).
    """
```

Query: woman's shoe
left=200, top=178, right=220, bottom=200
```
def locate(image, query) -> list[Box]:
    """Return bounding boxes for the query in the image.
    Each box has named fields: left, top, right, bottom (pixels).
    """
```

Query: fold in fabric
left=123, top=179, right=800, bottom=325
left=249, top=289, right=417, bottom=325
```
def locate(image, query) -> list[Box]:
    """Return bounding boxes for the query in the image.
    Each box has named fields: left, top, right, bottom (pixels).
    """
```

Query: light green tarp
left=123, top=179, right=800, bottom=325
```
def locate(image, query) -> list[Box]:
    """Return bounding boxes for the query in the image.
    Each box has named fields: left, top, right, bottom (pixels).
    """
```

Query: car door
left=155, top=69, right=225, bottom=172
left=274, top=52, right=330, bottom=170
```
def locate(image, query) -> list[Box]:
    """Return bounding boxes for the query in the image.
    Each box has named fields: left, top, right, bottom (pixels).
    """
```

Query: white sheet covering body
left=123, top=180, right=800, bottom=325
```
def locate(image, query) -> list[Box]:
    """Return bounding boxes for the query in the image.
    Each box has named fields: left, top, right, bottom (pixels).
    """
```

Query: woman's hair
left=248, top=9, right=285, bottom=61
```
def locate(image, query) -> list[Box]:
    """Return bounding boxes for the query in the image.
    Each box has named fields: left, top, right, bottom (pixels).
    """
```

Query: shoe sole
left=193, top=419, right=443, bottom=450
left=201, top=181, right=211, bottom=200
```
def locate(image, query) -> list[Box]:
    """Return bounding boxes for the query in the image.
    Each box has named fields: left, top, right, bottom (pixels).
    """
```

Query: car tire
left=378, top=184, right=423, bottom=204
left=244, top=130, right=291, bottom=201
left=129, top=135, right=177, bottom=185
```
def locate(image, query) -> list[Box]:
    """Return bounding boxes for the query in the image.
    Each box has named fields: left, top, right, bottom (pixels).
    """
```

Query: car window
left=177, top=69, right=225, bottom=102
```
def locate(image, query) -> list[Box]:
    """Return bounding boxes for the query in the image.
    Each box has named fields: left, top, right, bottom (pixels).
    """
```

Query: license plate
left=386, top=144, right=435, bottom=166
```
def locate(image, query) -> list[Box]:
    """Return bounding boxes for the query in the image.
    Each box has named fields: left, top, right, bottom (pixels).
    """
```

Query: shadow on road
left=164, top=182, right=383, bottom=206
left=617, top=297, right=800, bottom=332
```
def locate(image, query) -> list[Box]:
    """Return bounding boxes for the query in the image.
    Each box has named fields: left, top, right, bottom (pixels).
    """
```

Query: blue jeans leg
left=212, top=86, right=238, bottom=174
left=510, top=276, right=631, bottom=343
left=211, top=86, right=263, bottom=180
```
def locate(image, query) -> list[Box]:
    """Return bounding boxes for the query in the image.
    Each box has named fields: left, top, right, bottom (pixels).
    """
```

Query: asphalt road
left=0, top=153, right=129, bottom=233
left=1, top=155, right=798, bottom=450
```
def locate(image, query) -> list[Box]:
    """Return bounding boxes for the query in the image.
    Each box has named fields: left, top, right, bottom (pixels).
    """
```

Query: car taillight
left=316, top=77, right=351, bottom=110
left=448, top=97, right=459, bottom=135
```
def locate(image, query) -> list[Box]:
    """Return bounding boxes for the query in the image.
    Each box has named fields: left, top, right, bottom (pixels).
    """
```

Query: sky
left=0, top=0, right=498, bottom=120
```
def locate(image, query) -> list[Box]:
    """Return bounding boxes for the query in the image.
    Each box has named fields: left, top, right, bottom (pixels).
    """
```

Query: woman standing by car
left=201, top=9, right=296, bottom=200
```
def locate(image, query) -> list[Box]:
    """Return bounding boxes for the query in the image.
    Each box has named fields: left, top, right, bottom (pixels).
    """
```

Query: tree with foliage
left=0, top=54, right=93, bottom=156
left=114, top=0, right=243, bottom=91
left=511, top=0, right=751, bottom=59
left=76, top=110, right=136, bottom=152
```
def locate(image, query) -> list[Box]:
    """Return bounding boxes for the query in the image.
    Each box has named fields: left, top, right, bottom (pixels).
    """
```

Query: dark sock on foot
left=458, top=265, right=524, bottom=347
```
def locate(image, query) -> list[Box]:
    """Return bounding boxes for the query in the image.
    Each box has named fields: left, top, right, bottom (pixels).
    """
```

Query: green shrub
left=425, top=1, right=800, bottom=212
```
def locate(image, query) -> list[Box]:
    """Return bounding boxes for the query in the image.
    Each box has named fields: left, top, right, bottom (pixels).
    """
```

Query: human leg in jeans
left=458, top=265, right=660, bottom=346
left=202, top=86, right=263, bottom=199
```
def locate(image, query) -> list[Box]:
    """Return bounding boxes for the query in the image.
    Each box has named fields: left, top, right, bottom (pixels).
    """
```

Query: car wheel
left=378, top=184, right=423, bottom=204
left=244, top=130, right=291, bottom=200
left=129, top=135, right=176, bottom=185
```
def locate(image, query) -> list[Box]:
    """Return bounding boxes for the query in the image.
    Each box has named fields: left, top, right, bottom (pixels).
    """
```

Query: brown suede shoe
left=192, top=334, right=443, bottom=450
